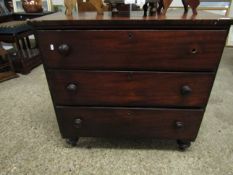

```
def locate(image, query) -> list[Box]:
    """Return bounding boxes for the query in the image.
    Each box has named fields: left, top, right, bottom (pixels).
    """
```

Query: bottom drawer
left=56, top=106, right=204, bottom=141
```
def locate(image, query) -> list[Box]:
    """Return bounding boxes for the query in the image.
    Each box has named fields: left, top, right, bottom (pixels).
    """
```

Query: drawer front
left=48, top=71, right=214, bottom=107
left=38, top=30, right=227, bottom=71
left=56, top=106, right=204, bottom=140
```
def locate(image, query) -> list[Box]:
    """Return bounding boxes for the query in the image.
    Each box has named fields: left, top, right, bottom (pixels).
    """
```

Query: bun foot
left=177, top=140, right=191, bottom=150
left=66, top=138, right=79, bottom=147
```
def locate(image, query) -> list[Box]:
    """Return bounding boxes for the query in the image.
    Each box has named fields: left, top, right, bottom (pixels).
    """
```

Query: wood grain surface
left=48, top=70, right=214, bottom=107
left=56, top=106, right=204, bottom=140
left=38, top=30, right=227, bottom=71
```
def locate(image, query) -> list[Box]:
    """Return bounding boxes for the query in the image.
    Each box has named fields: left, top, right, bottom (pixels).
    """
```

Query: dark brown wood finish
left=29, top=10, right=233, bottom=149
left=48, top=70, right=214, bottom=107
left=0, top=47, right=18, bottom=82
left=38, top=30, right=227, bottom=71
left=56, top=106, right=204, bottom=140
left=29, top=10, right=233, bottom=29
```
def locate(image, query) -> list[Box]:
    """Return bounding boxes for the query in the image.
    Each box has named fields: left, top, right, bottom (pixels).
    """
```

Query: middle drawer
left=47, top=70, right=214, bottom=107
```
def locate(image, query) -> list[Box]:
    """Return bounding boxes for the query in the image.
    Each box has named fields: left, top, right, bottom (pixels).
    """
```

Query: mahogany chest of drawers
left=30, top=10, right=233, bottom=150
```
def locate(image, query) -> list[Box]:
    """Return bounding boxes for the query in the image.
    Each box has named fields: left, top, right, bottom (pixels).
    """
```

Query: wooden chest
left=30, top=10, right=233, bottom=150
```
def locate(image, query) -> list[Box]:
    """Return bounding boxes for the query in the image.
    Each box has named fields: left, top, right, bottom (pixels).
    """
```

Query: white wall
left=52, top=0, right=63, bottom=5
left=227, top=1, right=233, bottom=46
left=228, top=27, right=233, bottom=46
left=170, top=0, right=183, bottom=7
left=230, top=1, right=233, bottom=17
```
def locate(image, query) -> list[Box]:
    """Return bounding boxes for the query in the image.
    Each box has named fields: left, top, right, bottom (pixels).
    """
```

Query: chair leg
left=15, top=37, right=21, bottom=51
left=26, top=36, right=31, bottom=49
left=14, top=36, right=28, bottom=74
left=21, top=38, right=27, bottom=50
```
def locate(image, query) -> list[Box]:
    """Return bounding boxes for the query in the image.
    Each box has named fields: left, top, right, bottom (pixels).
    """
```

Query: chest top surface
left=29, top=9, right=233, bottom=29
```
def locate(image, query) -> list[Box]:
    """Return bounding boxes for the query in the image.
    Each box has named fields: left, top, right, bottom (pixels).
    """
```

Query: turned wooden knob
left=128, top=32, right=133, bottom=40
left=58, top=44, right=70, bottom=56
left=74, top=118, right=82, bottom=128
left=66, top=83, right=77, bottom=91
left=181, top=85, right=192, bottom=96
left=175, top=121, right=184, bottom=128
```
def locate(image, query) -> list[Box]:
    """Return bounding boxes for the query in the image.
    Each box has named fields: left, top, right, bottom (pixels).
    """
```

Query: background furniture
left=0, top=7, right=52, bottom=74
left=0, top=46, right=18, bottom=82
left=12, top=0, right=52, bottom=12
left=0, top=20, right=41, bottom=74
left=170, top=0, right=231, bottom=14
left=30, top=10, right=233, bottom=150
left=77, top=0, right=109, bottom=12
left=3, top=0, right=14, bottom=12
left=170, top=0, right=233, bottom=46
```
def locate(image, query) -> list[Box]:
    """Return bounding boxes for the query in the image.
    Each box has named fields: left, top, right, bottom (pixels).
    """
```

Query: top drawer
left=37, top=30, right=227, bottom=71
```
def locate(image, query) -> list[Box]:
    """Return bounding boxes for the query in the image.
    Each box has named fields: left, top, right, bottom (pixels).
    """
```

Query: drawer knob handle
left=181, top=85, right=192, bottom=96
left=175, top=121, right=184, bottom=128
left=128, top=32, right=133, bottom=40
left=58, top=44, right=70, bottom=56
left=67, top=83, right=77, bottom=91
left=191, top=48, right=198, bottom=54
left=74, top=118, right=82, bottom=128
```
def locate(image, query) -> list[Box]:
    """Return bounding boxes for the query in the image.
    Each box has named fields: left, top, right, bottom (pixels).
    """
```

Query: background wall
left=52, top=0, right=63, bottom=5
left=227, top=1, right=233, bottom=46
left=170, top=0, right=183, bottom=7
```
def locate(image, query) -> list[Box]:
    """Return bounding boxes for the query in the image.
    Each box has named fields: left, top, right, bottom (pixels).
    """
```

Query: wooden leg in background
left=187, top=0, right=200, bottom=15
left=143, top=2, right=148, bottom=17
left=182, top=0, right=188, bottom=14
left=149, top=2, right=156, bottom=16
left=89, top=0, right=104, bottom=15
left=157, top=0, right=163, bottom=14
left=191, top=7, right=198, bottom=15
left=162, top=0, right=172, bottom=15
